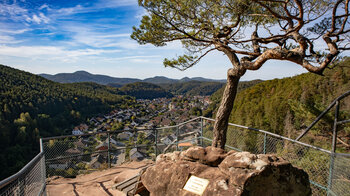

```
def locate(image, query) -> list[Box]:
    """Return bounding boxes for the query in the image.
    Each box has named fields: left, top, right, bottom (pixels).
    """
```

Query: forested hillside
left=208, top=59, right=350, bottom=151
left=203, top=80, right=263, bottom=117
left=40, top=71, right=140, bottom=85
left=160, top=81, right=226, bottom=96
left=40, top=71, right=226, bottom=85
left=118, top=82, right=173, bottom=99
left=0, top=64, right=134, bottom=179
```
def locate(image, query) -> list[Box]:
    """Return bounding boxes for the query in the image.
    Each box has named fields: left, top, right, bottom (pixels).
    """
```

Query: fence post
left=39, top=138, right=47, bottom=195
left=327, top=153, right=336, bottom=196
left=107, top=133, right=111, bottom=168
left=327, top=101, right=340, bottom=195
left=200, top=117, right=203, bottom=147
left=154, top=127, right=158, bottom=158
left=176, top=126, right=179, bottom=151
left=331, top=101, right=339, bottom=154
left=263, top=133, right=267, bottom=154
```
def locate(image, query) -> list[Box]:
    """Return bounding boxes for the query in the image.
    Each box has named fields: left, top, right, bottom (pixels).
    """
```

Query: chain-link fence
left=201, top=117, right=350, bottom=196
left=155, top=117, right=203, bottom=154
left=3, top=116, right=347, bottom=195
left=42, top=129, right=156, bottom=178
left=0, top=152, right=46, bottom=196
left=329, top=153, right=350, bottom=196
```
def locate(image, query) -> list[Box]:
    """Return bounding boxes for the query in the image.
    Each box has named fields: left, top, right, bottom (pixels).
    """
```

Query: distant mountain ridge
left=39, top=71, right=226, bottom=85
left=39, top=71, right=140, bottom=85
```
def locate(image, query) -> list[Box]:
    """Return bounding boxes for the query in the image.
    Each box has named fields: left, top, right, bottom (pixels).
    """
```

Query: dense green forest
left=40, top=71, right=226, bottom=85
left=203, top=80, right=263, bottom=117
left=207, top=59, right=350, bottom=151
left=40, top=71, right=140, bottom=85
left=160, top=81, right=226, bottom=96
left=0, top=64, right=134, bottom=179
left=118, top=82, right=173, bottom=99
left=111, top=80, right=228, bottom=98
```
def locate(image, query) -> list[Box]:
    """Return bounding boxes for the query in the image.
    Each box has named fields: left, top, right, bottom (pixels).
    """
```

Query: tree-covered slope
left=209, top=59, right=350, bottom=151
left=119, top=82, right=173, bottom=99
left=160, top=81, right=226, bottom=96
left=41, top=71, right=226, bottom=85
left=0, top=64, right=133, bottom=179
left=40, top=71, right=140, bottom=85
left=203, top=80, right=263, bottom=117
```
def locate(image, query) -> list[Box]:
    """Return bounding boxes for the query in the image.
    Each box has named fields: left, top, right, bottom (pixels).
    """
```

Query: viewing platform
left=1, top=90, right=350, bottom=196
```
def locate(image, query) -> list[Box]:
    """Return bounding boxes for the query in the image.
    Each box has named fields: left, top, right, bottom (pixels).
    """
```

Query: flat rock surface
left=47, top=160, right=153, bottom=196
left=142, top=147, right=311, bottom=196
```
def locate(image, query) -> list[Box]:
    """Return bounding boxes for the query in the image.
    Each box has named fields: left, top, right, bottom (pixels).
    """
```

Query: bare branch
left=167, top=47, right=217, bottom=71
left=255, top=0, right=293, bottom=26
left=330, top=0, right=344, bottom=33
left=338, top=0, right=349, bottom=34
left=151, top=10, right=211, bottom=44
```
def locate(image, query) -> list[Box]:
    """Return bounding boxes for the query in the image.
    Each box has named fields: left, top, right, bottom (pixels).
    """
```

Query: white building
left=72, top=129, right=84, bottom=135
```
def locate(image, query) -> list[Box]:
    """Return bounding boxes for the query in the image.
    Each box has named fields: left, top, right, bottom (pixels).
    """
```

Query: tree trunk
left=212, top=72, right=240, bottom=149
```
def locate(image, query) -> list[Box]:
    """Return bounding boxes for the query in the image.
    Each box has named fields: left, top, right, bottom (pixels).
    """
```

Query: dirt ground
left=46, top=160, right=153, bottom=196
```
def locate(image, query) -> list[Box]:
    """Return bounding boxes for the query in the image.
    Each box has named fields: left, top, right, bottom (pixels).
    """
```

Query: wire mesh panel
left=37, top=116, right=349, bottom=195
left=267, top=136, right=330, bottom=195
left=330, top=154, right=350, bottom=196
left=0, top=153, right=46, bottom=196
left=203, top=121, right=332, bottom=195
left=43, top=129, right=158, bottom=178
left=202, top=118, right=214, bottom=140
left=157, top=126, right=177, bottom=154
left=3, top=116, right=349, bottom=196
left=177, top=118, right=201, bottom=150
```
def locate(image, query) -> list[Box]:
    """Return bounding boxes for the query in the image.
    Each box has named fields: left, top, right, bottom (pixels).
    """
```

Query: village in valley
left=46, top=95, right=211, bottom=177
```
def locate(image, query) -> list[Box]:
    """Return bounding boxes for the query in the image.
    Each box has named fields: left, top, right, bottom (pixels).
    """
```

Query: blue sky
left=0, top=0, right=308, bottom=80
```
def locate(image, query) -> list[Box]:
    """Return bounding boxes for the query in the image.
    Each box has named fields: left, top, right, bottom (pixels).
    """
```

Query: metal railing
left=295, top=90, right=350, bottom=196
left=200, top=117, right=332, bottom=195
left=0, top=150, right=46, bottom=196
left=42, top=128, right=157, bottom=178
left=1, top=90, right=349, bottom=196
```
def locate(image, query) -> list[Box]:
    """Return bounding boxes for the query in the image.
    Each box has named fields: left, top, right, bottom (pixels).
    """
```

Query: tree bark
left=212, top=71, right=240, bottom=149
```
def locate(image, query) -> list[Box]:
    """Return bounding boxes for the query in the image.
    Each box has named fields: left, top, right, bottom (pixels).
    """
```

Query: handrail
left=296, top=90, right=350, bottom=141
left=0, top=151, right=44, bottom=189
left=3, top=108, right=350, bottom=195
left=42, top=128, right=154, bottom=141
left=201, top=116, right=332, bottom=154
left=156, top=116, right=202, bottom=129
left=226, top=122, right=332, bottom=154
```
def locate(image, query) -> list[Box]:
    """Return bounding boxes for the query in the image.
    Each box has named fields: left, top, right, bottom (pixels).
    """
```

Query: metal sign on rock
left=183, top=175, right=209, bottom=195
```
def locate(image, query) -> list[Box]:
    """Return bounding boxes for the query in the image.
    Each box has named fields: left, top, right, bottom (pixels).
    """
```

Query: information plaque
left=183, top=175, right=209, bottom=195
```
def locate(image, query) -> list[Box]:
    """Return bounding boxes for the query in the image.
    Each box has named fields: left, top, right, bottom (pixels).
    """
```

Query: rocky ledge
left=141, top=146, right=311, bottom=196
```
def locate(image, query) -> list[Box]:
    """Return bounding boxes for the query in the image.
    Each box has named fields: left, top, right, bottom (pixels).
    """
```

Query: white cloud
left=55, top=5, right=83, bottom=16
left=0, top=28, right=30, bottom=34
left=0, top=2, right=50, bottom=24
left=103, top=55, right=161, bottom=62
left=135, top=9, right=148, bottom=19
left=49, top=0, right=138, bottom=19
left=0, top=3, right=27, bottom=15
left=130, top=59, right=151, bottom=63
left=60, top=24, right=132, bottom=48
left=0, top=3, right=28, bottom=21
left=113, top=39, right=142, bottom=49
left=0, top=35, right=22, bottom=44
left=25, top=12, right=50, bottom=24
left=38, top=4, right=50, bottom=11
left=94, top=0, right=138, bottom=9
left=96, top=34, right=130, bottom=39
left=0, top=45, right=121, bottom=61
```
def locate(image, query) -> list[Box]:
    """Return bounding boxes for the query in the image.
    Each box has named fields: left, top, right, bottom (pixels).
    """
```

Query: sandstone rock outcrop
left=141, top=146, right=311, bottom=196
